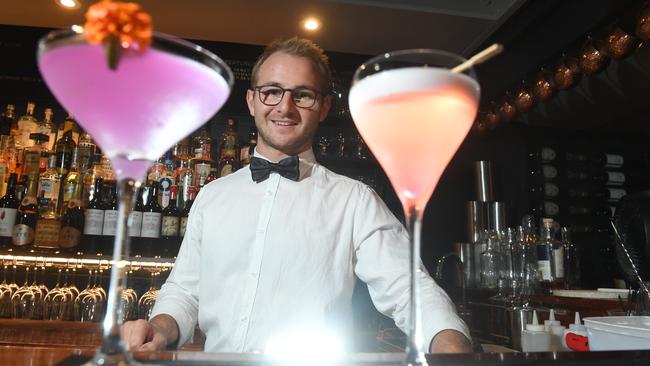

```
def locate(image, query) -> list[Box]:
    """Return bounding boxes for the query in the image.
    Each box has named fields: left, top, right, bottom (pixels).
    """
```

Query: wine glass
left=37, top=24, right=233, bottom=364
left=75, top=270, right=101, bottom=322
left=11, top=266, right=37, bottom=319
left=44, top=268, right=67, bottom=321
left=348, top=49, right=480, bottom=365
left=0, top=262, right=13, bottom=318
left=138, top=270, right=160, bottom=320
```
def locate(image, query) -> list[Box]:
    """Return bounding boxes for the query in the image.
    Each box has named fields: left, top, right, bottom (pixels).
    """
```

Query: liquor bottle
left=100, top=181, right=118, bottom=255
left=128, top=187, right=144, bottom=238
left=83, top=177, right=105, bottom=254
left=179, top=186, right=196, bottom=237
left=15, top=175, right=27, bottom=203
left=204, top=166, right=218, bottom=186
left=519, top=216, right=540, bottom=295
left=60, top=148, right=81, bottom=214
left=565, top=168, right=625, bottom=186
left=2, top=134, right=18, bottom=180
left=38, top=108, right=56, bottom=151
left=161, top=186, right=180, bottom=257
left=528, top=146, right=558, bottom=163
left=15, top=102, right=39, bottom=149
left=12, top=172, right=39, bottom=251
left=479, top=229, right=505, bottom=289
left=38, top=154, right=61, bottom=211
left=0, top=174, right=19, bottom=248
left=0, top=104, right=15, bottom=138
left=97, top=154, right=116, bottom=186
left=217, top=118, right=240, bottom=177
left=141, top=181, right=162, bottom=256
left=81, top=154, right=103, bottom=203
left=536, top=218, right=556, bottom=288
left=0, top=137, right=8, bottom=196
left=21, top=133, right=48, bottom=178
left=54, top=114, right=79, bottom=145
left=192, top=126, right=212, bottom=161
left=54, top=115, right=77, bottom=176
left=176, top=158, right=193, bottom=210
left=33, top=194, right=61, bottom=253
left=146, top=156, right=167, bottom=187
left=192, top=126, right=213, bottom=188
left=77, top=131, right=96, bottom=170
left=565, top=151, right=624, bottom=168
left=239, top=126, right=257, bottom=166
left=161, top=186, right=179, bottom=239
left=59, top=178, right=84, bottom=254
left=561, top=227, right=581, bottom=289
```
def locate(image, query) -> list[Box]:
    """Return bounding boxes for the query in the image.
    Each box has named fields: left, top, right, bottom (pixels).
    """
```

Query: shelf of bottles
left=0, top=101, right=259, bottom=260
left=525, top=142, right=650, bottom=288
left=527, top=146, right=628, bottom=234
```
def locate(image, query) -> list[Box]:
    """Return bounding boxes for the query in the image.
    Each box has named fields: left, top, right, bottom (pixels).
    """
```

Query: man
left=122, top=37, right=472, bottom=353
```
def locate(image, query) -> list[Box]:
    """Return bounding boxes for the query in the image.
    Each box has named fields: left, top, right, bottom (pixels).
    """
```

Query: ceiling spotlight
left=57, top=0, right=81, bottom=9
left=303, top=18, right=321, bottom=31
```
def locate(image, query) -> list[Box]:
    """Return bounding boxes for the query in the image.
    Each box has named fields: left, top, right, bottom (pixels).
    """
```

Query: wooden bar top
left=2, top=345, right=650, bottom=366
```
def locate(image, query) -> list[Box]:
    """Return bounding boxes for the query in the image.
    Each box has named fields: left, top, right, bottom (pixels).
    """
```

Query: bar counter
left=2, top=345, right=650, bottom=366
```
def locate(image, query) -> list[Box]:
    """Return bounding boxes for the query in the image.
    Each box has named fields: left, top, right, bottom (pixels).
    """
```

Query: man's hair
left=250, top=36, right=331, bottom=94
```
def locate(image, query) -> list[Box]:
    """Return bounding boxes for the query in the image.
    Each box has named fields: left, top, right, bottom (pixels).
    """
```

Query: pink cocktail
left=37, top=28, right=233, bottom=366
left=349, top=50, right=479, bottom=366
left=38, top=32, right=231, bottom=182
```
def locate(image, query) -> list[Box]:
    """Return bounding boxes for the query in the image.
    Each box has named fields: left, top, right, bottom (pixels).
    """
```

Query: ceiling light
left=303, top=18, right=321, bottom=31
left=57, top=0, right=81, bottom=9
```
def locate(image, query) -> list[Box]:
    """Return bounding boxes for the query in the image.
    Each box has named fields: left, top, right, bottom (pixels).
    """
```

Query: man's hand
left=121, top=315, right=179, bottom=351
left=429, top=329, right=472, bottom=353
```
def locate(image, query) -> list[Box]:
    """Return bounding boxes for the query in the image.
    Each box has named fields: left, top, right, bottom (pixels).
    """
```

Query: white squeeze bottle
left=521, top=310, right=552, bottom=352
left=545, top=309, right=566, bottom=351
left=562, top=311, right=588, bottom=351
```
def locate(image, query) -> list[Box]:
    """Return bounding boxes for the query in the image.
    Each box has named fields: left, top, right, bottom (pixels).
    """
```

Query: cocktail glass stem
left=404, top=205, right=427, bottom=366
left=90, top=178, right=138, bottom=366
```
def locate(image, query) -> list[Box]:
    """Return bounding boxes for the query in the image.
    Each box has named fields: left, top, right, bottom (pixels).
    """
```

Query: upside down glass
left=37, top=28, right=233, bottom=365
left=349, top=50, right=479, bottom=365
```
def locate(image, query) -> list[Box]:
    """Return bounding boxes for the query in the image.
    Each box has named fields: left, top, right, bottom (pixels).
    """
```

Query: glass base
left=84, top=330, right=142, bottom=366
left=84, top=353, right=142, bottom=366
left=405, top=348, right=428, bottom=366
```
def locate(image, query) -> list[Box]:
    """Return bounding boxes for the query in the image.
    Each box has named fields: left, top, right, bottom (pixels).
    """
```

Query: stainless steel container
left=467, top=200, right=487, bottom=243
left=474, top=161, right=494, bottom=202
left=487, top=201, right=507, bottom=232
left=508, top=306, right=535, bottom=351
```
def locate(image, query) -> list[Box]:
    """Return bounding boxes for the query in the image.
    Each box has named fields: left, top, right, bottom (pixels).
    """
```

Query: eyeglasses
left=253, top=85, right=322, bottom=109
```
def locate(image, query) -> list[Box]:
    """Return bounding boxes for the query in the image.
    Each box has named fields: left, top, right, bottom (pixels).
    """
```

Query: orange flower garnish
left=84, top=0, right=153, bottom=69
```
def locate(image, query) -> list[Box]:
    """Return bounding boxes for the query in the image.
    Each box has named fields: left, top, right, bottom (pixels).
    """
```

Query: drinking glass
left=0, top=263, right=13, bottom=318
left=138, top=270, right=161, bottom=320
left=38, top=27, right=233, bottom=365
left=44, top=268, right=68, bottom=321
left=12, top=266, right=36, bottom=319
left=349, top=50, right=480, bottom=365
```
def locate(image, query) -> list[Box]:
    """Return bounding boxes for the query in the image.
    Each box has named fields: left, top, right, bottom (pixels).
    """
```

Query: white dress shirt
left=151, top=148, right=469, bottom=352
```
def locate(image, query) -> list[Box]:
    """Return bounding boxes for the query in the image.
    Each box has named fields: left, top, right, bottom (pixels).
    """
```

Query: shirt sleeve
left=150, top=189, right=204, bottom=347
left=352, top=186, right=470, bottom=346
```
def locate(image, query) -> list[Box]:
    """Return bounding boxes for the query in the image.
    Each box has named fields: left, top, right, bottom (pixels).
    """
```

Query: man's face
left=246, top=52, right=331, bottom=159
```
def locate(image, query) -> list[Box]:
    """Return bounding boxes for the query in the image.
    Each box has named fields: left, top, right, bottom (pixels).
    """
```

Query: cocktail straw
left=451, top=43, right=504, bottom=73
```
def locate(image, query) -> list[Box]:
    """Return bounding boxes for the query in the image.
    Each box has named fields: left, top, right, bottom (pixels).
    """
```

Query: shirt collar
left=253, top=148, right=317, bottom=180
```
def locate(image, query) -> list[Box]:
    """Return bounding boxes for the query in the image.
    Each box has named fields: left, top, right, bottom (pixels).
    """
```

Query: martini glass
left=348, top=50, right=479, bottom=365
left=37, top=28, right=233, bottom=365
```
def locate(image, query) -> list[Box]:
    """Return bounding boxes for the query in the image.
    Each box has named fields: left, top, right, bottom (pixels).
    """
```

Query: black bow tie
left=250, top=156, right=300, bottom=183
